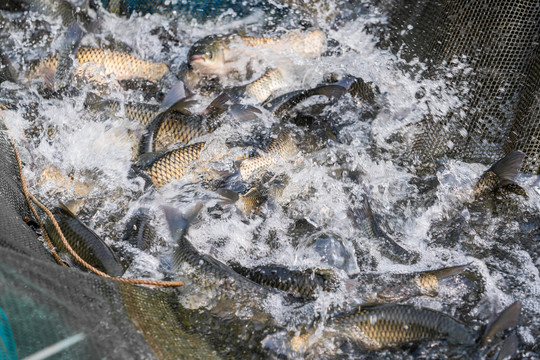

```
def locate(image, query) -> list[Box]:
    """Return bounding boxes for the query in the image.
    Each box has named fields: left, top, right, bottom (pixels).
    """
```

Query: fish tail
left=481, top=301, right=521, bottom=346
left=489, top=151, right=525, bottom=186
left=495, top=333, right=519, bottom=360
left=474, top=151, right=527, bottom=197
left=161, top=203, right=203, bottom=241
left=423, top=264, right=469, bottom=280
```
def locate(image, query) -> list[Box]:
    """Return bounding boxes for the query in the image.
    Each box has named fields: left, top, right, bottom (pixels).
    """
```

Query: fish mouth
left=189, top=55, right=206, bottom=64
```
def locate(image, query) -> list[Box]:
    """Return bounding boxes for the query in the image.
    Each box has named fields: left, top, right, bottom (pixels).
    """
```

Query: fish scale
left=245, top=68, right=287, bottom=102
left=240, top=130, right=297, bottom=180
left=152, top=112, right=207, bottom=151
left=123, top=102, right=161, bottom=127
left=28, top=48, right=169, bottom=83
left=240, top=30, right=327, bottom=58
left=143, top=142, right=205, bottom=188
left=329, top=304, right=475, bottom=349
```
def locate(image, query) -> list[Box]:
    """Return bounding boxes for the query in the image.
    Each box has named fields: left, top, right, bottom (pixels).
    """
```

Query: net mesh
left=370, top=0, right=540, bottom=173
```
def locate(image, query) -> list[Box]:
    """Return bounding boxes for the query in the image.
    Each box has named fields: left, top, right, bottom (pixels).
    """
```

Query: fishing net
left=1, top=0, right=539, bottom=359
left=368, top=0, right=540, bottom=173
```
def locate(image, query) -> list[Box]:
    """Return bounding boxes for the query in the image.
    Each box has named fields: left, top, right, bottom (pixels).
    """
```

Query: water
left=1, top=1, right=539, bottom=358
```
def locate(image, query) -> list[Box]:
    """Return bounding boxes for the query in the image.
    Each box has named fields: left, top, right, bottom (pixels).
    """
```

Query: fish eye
left=205, top=51, right=213, bottom=60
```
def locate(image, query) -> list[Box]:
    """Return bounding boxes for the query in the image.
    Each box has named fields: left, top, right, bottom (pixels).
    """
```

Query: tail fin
left=474, top=151, right=526, bottom=197
left=160, top=81, right=197, bottom=115
left=160, top=81, right=187, bottom=110
left=495, top=333, right=519, bottom=360
left=482, top=301, right=521, bottom=346
left=161, top=204, right=203, bottom=241
left=489, top=151, right=525, bottom=186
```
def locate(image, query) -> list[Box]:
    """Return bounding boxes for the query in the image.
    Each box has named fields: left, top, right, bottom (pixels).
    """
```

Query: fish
left=348, top=191, right=419, bottom=264
left=122, top=208, right=156, bottom=251
left=239, top=130, right=298, bottom=181
left=163, top=204, right=275, bottom=299
left=28, top=48, right=170, bottom=86
left=292, top=301, right=521, bottom=353
left=53, top=22, right=85, bottom=92
left=187, top=30, right=327, bottom=80
left=44, top=202, right=124, bottom=276
left=241, top=68, right=288, bottom=103
left=219, top=174, right=289, bottom=215
left=21, top=0, right=93, bottom=28
left=230, top=263, right=338, bottom=299
left=352, top=264, right=468, bottom=302
left=473, top=151, right=526, bottom=198
left=0, top=49, right=19, bottom=84
left=138, top=142, right=205, bottom=188
left=137, top=92, right=256, bottom=155
left=84, top=93, right=161, bottom=127
left=264, top=74, right=376, bottom=118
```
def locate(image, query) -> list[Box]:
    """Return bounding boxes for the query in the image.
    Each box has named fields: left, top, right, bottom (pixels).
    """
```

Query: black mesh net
left=369, top=0, right=540, bottom=173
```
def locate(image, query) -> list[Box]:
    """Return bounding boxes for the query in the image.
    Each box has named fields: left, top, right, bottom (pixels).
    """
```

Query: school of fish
left=0, top=0, right=537, bottom=358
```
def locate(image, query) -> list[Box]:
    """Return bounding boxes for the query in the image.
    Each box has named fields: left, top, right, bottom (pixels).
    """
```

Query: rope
left=11, top=136, right=183, bottom=288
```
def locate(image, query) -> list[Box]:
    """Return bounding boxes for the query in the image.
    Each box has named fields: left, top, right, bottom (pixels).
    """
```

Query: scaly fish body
left=245, top=68, right=287, bottom=102
left=122, top=208, right=156, bottom=251
left=141, top=142, right=205, bottom=188
left=44, top=203, right=124, bottom=276
left=240, top=130, right=297, bottom=180
left=328, top=304, right=476, bottom=349
left=28, top=48, right=169, bottom=84
left=142, top=111, right=208, bottom=153
left=231, top=264, right=337, bottom=299
left=164, top=206, right=275, bottom=301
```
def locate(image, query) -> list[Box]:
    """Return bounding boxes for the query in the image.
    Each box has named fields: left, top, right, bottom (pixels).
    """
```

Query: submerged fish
left=85, top=93, right=161, bottom=127
left=292, top=301, right=521, bottom=354
left=348, top=191, right=419, bottom=264
left=187, top=30, right=327, bottom=79
left=473, top=151, right=526, bottom=198
left=352, top=264, right=468, bottom=302
left=122, top=208, right=156, bottom=251
left=53, top=23, right=85, bottom=91
left=239, top=130, right=298, bottom=181
left=22, top=0, right=93, bottom=28
left=44, top=202, right=124, bottom=276
left=164, top=205, right=275, bottom=300
left=230, top=263, right=338, bottom=299
left=0, top=49, right=19, bottom=84
left=28, top=48, right=170, bottom=85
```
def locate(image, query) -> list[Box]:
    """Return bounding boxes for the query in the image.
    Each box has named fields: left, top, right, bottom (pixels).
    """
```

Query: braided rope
left=11, top=136, right=183, bottom=288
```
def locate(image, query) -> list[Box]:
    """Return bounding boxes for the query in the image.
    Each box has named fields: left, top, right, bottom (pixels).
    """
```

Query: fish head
left=188, top=35, right=227, bottom=75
